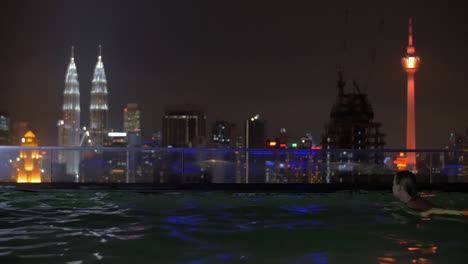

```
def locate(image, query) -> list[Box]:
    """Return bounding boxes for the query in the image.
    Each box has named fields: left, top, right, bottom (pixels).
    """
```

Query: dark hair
left=394, top=170, right=418, bottom=196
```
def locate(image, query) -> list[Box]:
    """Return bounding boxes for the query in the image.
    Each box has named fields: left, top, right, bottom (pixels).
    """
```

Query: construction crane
left=338, top=6, right=386, bottom=93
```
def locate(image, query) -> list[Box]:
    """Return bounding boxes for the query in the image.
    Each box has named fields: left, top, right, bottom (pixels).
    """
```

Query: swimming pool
left=0, top=187, right=467, bottom=263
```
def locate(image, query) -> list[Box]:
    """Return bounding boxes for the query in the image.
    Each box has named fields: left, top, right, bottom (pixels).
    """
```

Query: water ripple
left=0, top=190, right=466, bottom=263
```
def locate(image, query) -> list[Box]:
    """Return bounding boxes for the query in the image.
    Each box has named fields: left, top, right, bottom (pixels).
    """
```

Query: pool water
left=0, top=187, right=467, bottom=264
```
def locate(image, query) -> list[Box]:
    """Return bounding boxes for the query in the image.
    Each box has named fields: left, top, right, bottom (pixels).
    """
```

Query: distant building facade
left=152, top=131, right=162, bottom=147
left=162, top=105, right=206, bottom=148
left=123, top=103, right=141, bottom=147
left=279, top=128, right=288, bottom=146
left=123, top=103, right=141, bottom=132
left=443, top=132, right=466, bottom=182
left=245, top=115, right=266, bottom=148
left=0, top=112, right=10, bottom=145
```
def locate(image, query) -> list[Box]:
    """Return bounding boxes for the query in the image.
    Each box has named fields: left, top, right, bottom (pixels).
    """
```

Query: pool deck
left=2, top=182, right=468, bottom=193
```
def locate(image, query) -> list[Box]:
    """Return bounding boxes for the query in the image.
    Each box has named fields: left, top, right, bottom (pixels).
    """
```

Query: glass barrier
left=0, top=146, right=466, bottom=184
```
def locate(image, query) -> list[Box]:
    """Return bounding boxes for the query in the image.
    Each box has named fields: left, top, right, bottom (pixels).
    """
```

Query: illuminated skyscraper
left=89, top=45, right=108, bottom=146
left=401, top=18, right=421, bottom=171
left=60, top=46, right=81, bottom=148
left=59, top=47, right=81, bottom=177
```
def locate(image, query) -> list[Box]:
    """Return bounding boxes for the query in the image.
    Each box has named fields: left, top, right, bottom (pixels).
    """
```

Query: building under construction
left=321, top=71, right=386, bottom=164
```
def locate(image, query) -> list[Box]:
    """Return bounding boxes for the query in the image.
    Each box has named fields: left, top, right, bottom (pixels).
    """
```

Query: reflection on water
left=381, top=233, right=441, bottom=264
left=0, top=189, right=467, bottom=263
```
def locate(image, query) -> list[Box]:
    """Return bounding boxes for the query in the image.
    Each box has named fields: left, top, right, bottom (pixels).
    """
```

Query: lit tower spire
left=401, top=18, right=421, bottom=171
left=60, top=46, right=81, bottom=177
left=89, top=44, right=108, bottom=146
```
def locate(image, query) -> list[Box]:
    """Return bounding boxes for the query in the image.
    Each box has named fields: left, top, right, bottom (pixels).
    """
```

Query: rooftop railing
left=0, top=146, right=466, bottom=184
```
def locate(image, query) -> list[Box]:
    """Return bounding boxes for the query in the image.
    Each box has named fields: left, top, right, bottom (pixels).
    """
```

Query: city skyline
left=1, top=1, right=468, bottom=148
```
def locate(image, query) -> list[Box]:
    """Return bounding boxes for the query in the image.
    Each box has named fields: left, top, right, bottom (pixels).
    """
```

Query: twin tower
left=59, top=45, right=108, bottom=151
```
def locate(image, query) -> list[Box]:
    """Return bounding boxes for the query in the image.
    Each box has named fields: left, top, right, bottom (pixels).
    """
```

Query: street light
left=245, top=114, right=260, bottom=183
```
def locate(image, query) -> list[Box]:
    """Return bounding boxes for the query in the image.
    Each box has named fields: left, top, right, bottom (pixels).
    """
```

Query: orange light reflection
left=420, top=194, right=436, bottom=197
left=378, top=257, right=396, bottom=263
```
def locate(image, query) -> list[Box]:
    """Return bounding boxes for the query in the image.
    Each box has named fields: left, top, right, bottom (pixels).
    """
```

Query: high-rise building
left=212, top=121, right=233, bottom=147
left=59, top=47, right=81, bottom=177
left=279, top=128, right=289, bottom=146
left=245, top=114, right=266, bottom=148
left=123, top=103, right=141, bottom=147
left=89, top=45, right=108, bottom=147
left=162, top=105, right=206, bottom=148
left=60, top=46, right=81, bottom=148
left=401, top=18, right=421, bottom=171
left=0, top=111, right=10, bottom=145
left=123, top=103, right=141, bottom=132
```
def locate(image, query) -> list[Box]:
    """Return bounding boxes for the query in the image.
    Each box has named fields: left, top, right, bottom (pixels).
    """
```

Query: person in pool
left=392, top=170, right=434, bottom=212
left=392, top=170, right=467, bottom=216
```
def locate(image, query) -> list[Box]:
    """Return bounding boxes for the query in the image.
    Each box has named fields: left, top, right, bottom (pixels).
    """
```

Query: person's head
left=393, top=170, right=418, bottom=200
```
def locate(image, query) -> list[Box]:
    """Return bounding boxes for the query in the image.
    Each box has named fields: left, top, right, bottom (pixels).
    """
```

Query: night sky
left=1, top=0, right=467, bottom=148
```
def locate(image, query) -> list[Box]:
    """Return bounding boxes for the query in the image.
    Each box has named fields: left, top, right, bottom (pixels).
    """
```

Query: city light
left=108, top=132, right=127, bottom=137
left=394, top=153, right=407, bottom=171
left=407, top=57, right=415, bottom=68
left=402, top=56, right=420, bottom=71
left=2, top=5, right=468, bottom=264
left=250, top=114, right=260, bottom=122
left=15, top=131, right=42, bottom=183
